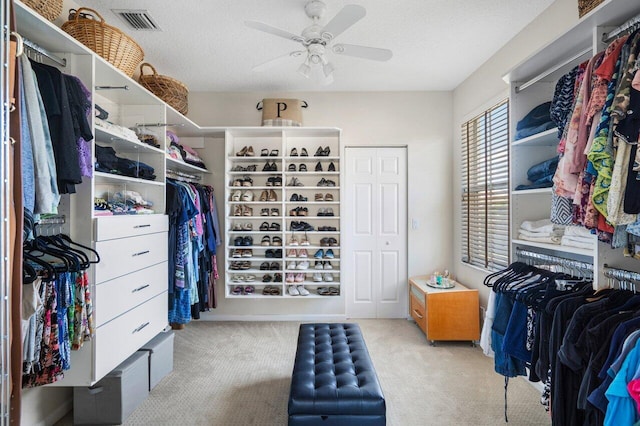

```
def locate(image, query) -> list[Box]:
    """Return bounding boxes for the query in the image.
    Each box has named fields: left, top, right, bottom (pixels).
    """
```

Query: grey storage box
left=139, top=331, right=174, bottom=390
left=73, top=351, right=149, bottom=425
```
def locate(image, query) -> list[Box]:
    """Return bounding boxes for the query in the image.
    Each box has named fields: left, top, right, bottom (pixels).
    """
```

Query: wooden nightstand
left=409, top=275, right=480, bottom=345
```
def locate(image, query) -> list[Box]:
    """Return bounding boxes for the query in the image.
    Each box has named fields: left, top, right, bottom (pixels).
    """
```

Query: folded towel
left=564, top=225, right=595, bottom=238
left=561, top=236, right=595, bottom=250
left=520, top=219, right=554, bottom=233
left=518, top=233, right=561, bottom=244
left=518, top=229, right=553, bottom=238
left=561, top=235, right=596, bottom=245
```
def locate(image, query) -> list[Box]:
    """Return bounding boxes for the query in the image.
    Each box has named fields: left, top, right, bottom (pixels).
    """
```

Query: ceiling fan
left=246, top=1, right=393, bottom=84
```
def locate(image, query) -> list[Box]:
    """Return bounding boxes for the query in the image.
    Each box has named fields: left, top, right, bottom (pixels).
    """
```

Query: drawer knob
left=132, top=284, right=150, bottom=293
left=132, top=322, right=150, bottom=334
left=134, top=224, right=151, bottom=229
left=132, top=250, right=150, bottom=257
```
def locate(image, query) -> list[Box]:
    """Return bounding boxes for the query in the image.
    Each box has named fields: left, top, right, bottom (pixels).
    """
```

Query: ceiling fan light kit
left=246, top=1, right=392, bottom=84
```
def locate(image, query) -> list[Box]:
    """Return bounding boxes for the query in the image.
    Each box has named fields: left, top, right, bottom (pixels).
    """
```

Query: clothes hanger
left=23, top=251, right=57, bottom=282
left=55, top=233, right=101, bottom=264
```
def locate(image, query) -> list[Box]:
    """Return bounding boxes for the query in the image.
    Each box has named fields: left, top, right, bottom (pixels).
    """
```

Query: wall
left=452, top=0, right=580, bottom=307
left=188, top=91, right=453, bottom=319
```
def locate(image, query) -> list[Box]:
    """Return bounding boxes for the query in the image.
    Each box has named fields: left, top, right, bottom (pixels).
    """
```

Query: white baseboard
left=40, top=398, right=72, bottom=426
left=196, top=313, right=348, bottom=322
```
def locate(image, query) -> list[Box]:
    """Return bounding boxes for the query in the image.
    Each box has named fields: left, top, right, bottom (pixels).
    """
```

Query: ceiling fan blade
left=245, top=20, right=304, bottom=43
left=332, top=43, right=393, bottom=61
left=252, top=51, right=305, bottom=72
left=321, top=5, right=366, bottom=41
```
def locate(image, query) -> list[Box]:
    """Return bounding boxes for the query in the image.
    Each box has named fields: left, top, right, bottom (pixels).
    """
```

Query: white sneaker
left=297, top=260, right=309, bottom=270
left=323, top=273, right=334, bottom=282
left=323, top=261, right=333, bottom=270
left=313, top=273, right=323, bottom=282
left=287, top=261, right=297, bottom=270
left=314, top=261, right=324, bottom=270
left=288, top=285, right=300, bottom=296
left=297, top=285, right=310, bottom=296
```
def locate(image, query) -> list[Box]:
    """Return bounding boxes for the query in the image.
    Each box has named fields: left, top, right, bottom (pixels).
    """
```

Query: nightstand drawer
left=94, top=215, right=168, bottom=241
left=95, top=232, right=167, bottom=283
left=410, top=293, right=427, bottom=334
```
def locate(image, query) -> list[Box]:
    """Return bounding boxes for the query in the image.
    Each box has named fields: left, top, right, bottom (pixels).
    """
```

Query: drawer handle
left=132, top=250, right=150, bottom=257
left=132, top=284, right=150, bottom=293
left=412, top=309, right=424, bottom=319
left=132, top=322, right=150, bottom=334
left=133, top=224, right=151, bottom=229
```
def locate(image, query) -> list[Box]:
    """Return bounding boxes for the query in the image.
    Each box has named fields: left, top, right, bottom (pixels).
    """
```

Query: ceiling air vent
left=112, top=9, right=161, bottom=31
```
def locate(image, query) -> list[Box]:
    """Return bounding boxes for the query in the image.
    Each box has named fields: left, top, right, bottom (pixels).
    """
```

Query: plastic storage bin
left=73, top=351, right=149, bottom=425
left=139, top=330, right=174, bottom=390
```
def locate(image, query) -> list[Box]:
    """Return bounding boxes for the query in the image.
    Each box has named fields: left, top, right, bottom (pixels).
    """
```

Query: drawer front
left=94, top=262, right=168, bottom=326
left=94, top=215, right=168, bottom=241
left=410, top=293, right=427, bottom=334
left=410, top=284, right=425, bottom=305
left=95, top=232, right=167, bottom=283
left=95, top=291, right=168, bottom=381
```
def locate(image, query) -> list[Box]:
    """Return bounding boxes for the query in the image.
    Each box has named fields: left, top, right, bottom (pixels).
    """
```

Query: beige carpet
left=61, top=319, right=551, bottom=425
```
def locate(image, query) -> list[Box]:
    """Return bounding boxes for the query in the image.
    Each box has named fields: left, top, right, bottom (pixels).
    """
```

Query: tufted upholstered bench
left=288, top=323, right=386, bottom=425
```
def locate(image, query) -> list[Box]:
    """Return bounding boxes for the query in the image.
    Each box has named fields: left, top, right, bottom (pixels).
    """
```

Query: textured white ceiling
left=78, top=0, right=556, bottom=92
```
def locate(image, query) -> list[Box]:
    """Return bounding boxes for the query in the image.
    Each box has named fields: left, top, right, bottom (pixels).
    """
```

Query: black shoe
left=270, top=262, right=280, bottom=270
left=265, top=249, right=274, bottom=258
left=274, top=249, right=283, bottom=258
left=299, top=164, right=307, bottom=172
left=260, top=262, right=270, bottom=270
left=290, top=148, right=298, bottom=156
left=242, top=236, right=253, bottom=246
left=328, top=162, right=335, bottom=172
left=315, top=162, right=323, bottom=172
left=260, top=222, right=269, bottom=231
left=322, top=146, right=330, bottom=156
left=290, top=193, right=299, bottom=201
left=314, top=146, right=323, bottom=157
left=288, top=164, right=297, bottom=171
left=270, top=222, right=281, bottom=231
left=300, top=148, right=309, bottom=157
left=274, top=176, right=282, bottom=186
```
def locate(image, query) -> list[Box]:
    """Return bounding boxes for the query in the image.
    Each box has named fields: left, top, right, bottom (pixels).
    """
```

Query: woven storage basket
left=138, top=63, right=189, bottom=115
left=578, top=0, right=604, bottom=17
left=23, top=0, right=63, bottom=22
left=61, top=8, right=144, bottom=77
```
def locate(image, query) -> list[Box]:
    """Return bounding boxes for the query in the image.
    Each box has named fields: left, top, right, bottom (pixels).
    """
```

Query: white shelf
left=511, top=188, right=553, bottom=195
left=95, top=127, right=164, bottom=154
left=166, top=157, right=210, bottom=174
left=511, top=128, right=559, bottom=147
left=511, top=239, right=594, bottom=257
left=94, top=171, right=164, bottom=186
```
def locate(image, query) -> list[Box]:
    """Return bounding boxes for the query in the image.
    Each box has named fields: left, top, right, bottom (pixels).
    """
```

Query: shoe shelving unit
left=224, top=128, right=342, bottom=298
left=504, top=0, right=640, bottom=286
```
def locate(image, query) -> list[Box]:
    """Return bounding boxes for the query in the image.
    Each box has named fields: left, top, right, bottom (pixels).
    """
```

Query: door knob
left=386, top=241, right=390, bottom=245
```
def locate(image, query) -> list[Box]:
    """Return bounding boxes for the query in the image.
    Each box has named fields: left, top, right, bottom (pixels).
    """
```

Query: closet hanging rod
left=603, top=264, right=640, bottom=284
left=515, top=46, right=591, bottom=93
left=167, top=169, right=201, bottom=182
left=95, top=85, right=129, bottom=91
left=15, top=33, right=67, bottom=68
left=136, top=122, right=185, bottom=127
left=602, top=13, right=640, bottom=43
left=36, top=215, right=66, bottom=225
left=515, top=247, right=593, bottom=270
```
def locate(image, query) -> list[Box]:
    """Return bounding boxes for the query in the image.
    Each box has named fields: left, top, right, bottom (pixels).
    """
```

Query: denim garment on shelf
left=528, top=156, right=559, bottom=182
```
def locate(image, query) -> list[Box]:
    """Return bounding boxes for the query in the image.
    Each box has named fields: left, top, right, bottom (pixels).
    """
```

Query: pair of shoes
left=290, top=147, right=309, bottom=157
left=287, top=249, right=308, bottom=258
left=287, top=177, right=304, bottom=186
left=231, top=285, right=255, bottom=295
left=317, top=208, right=334, bottom=216
left=290, top=206, right=308, bottom=216
left=317, top=178, right=336, bottom=187
left=259, top=261, right=280, bottom=270
left=263, top=236, right=282, bottom=246
left=288, top=284, right=309, bottom=296
left=232, top=222, right=253, bottom=231
left=290, top=221, right=314, bottom=231
left=318, top=226, right=338, bottom=231
left=290, top=193, right=308, bottom=201
left=236, top=146, right=255, bottom=157
left=313, top=249, right=335, bottom=259
left=259, top=221, right=280, bottom=231
left=231, top=190, right=254, bottom=201
left=234, top=236, right=254, bottom=246
left=265, top=249, right=283, bottom=258
left=262, top=285, right=281, bottom=295
left=266, top=176, right=282, bottom=186
left=288, top=164, right=307, bottom=172
left=230, top=261, right=251, bottom=270
left=260, top=208, right=280, bottom=216
left=312, top=272, right=335, bottom=282
left=232, top=249, right=252, bottom=258
left=317, top=286, right=340, bottom=296
left=314, top=146, right=331, bottom=157
left=259, top=189, right=278, bottom=201
left=287, top=260, right=310, bottom=270
left=262, top=274, right=273, bottom=283
left=260, top=149, right=279, bottom=157
left=320, top=237, right=338, bottom=246
left=262, top=162, right=278, bottom=172
left=231, top=274, right=256, bottom=283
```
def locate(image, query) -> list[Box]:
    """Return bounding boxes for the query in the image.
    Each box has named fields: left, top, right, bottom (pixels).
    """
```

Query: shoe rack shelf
left=224, top=128, right=342, bottom=298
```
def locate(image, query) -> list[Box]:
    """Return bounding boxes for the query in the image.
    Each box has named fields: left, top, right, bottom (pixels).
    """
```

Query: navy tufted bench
left=288, top=323, right=386, bottom=425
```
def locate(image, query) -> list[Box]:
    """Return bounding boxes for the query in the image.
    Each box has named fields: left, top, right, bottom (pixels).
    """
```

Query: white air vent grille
left=112, top=9, right=161, bottom=31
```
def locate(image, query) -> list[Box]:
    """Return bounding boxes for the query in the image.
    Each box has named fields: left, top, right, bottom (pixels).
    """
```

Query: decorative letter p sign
left=257, top=99, right=308, bottom=127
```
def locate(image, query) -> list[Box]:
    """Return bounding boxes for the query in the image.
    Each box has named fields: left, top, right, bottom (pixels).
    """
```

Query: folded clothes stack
left=95, top=145, right=157, bottom=181
left=560, top=225, right=596, bottom=250
left=95, top=117, right=140, bottom=142
left=515, top=101, right=555, bottom=140
left=518, top=219, right=563, bottom=244
left=515, top=156, right=559, bottom=190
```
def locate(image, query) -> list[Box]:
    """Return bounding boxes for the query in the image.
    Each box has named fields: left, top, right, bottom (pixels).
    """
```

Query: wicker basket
left=22, top=0, right=63, bottom=22
left=61, top=8, right=144, bottom=77
left=138, top=63, right=189, bottom=115
left=578, top=0, right=604, bottom=17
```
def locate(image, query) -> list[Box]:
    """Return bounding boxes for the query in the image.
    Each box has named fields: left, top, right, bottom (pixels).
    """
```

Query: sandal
left=299, top=164, right=307, bottom=172
left=300, top=147, right=309, bottom=157
left=269, top=149, right=279, bottom=157
left=317, top=287, right=330, bottom=296
left=260, top=148, right=269, bottom=156
left=231, top=286, right=244, bottom=295
left=290, top=148, right=298, bottom=156
left=260, top=222, right=270, bottom=231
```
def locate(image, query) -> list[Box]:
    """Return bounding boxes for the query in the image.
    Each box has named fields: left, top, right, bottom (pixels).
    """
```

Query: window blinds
left=461, top=100, right=509, bottom=271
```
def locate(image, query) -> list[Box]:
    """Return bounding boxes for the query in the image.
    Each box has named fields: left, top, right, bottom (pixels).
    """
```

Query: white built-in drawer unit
left=94, top=215, right=169, bottom=241
left=94, top=231, right=168, bottom=283
left=94, top=262, right=168, bottom=326
left=94, top=291, right=168, bottom=380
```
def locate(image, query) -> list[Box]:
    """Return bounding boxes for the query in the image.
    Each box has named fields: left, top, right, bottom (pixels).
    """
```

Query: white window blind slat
left=461, top=99, right=509, bottom=271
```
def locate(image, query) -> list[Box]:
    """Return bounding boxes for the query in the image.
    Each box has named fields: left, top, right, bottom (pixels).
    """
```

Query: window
left=461, top=100, right=509, bottom=271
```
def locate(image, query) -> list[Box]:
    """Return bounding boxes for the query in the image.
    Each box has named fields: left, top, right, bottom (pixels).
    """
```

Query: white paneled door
left=345, top=147, right=407, bottom=318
